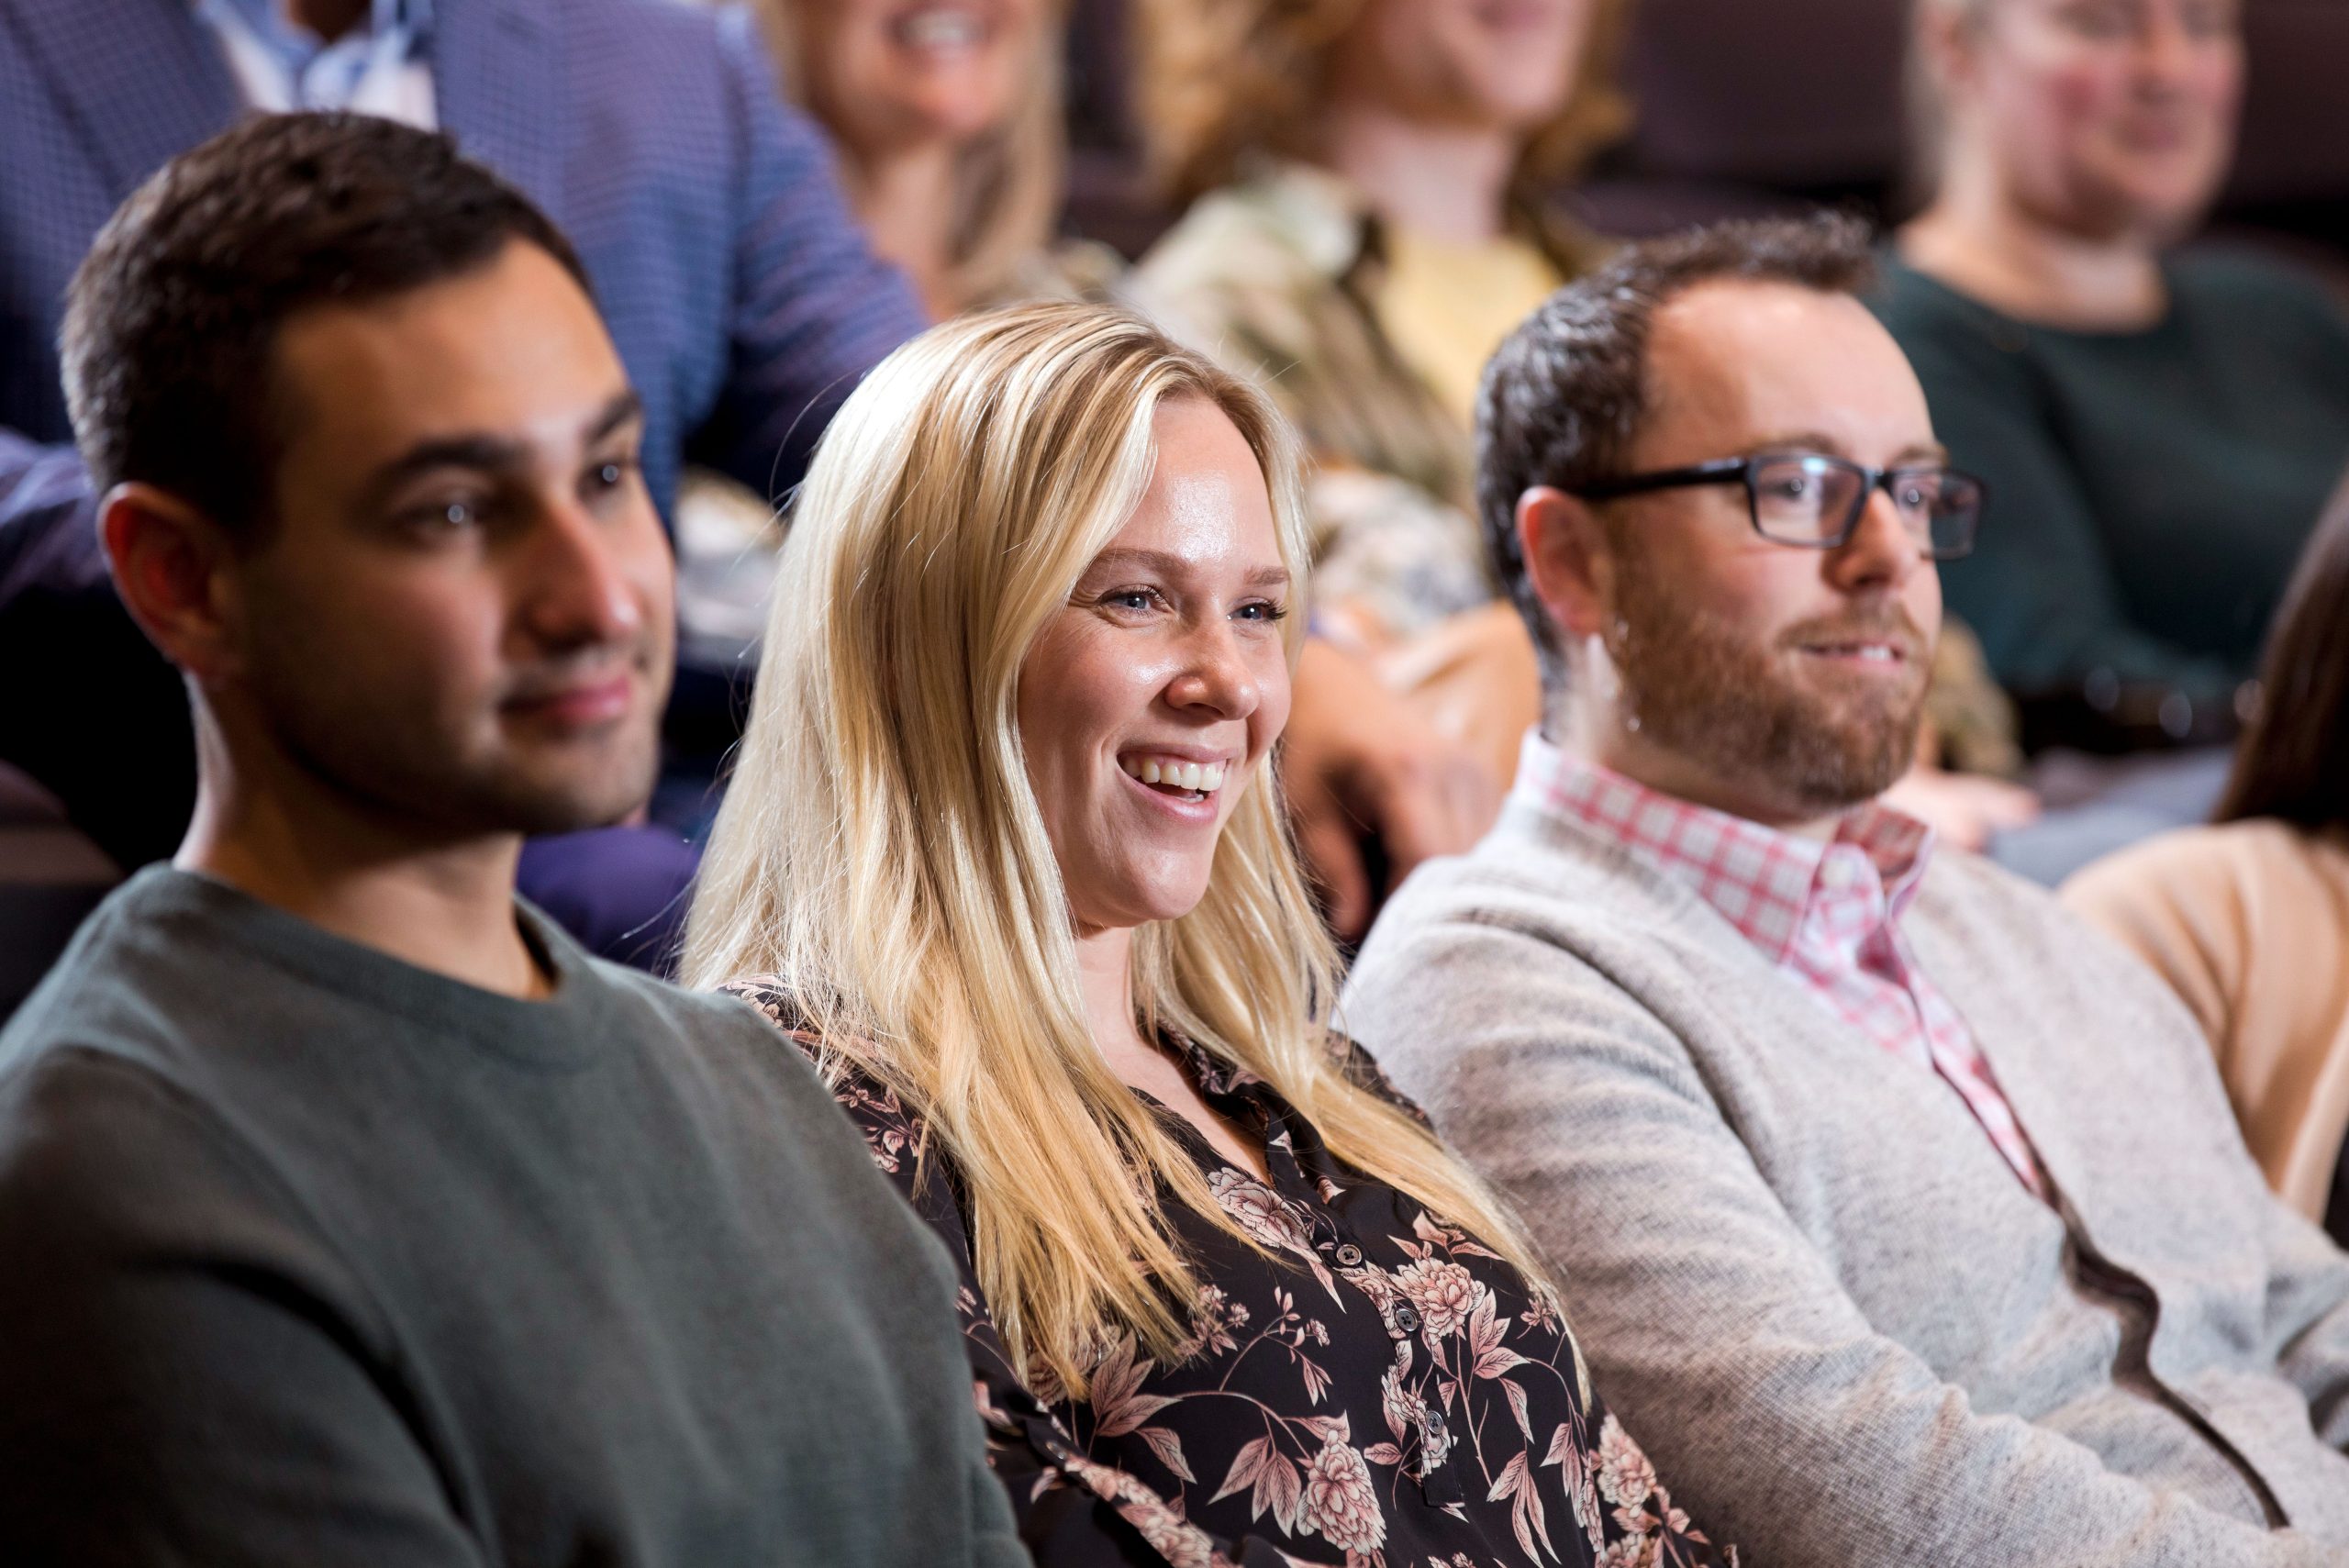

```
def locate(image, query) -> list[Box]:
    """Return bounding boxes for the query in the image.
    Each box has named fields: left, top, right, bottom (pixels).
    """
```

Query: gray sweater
left=1344, top=795, right=2349, bottom=1565
left=0, top=868, right=1026, bottom=1567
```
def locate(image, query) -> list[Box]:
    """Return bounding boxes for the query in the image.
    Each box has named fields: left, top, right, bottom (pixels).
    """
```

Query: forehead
left=1637, top=280, right=1936, bottom=462
left=1101, top=397, right=1284, bottom=570
left=268, top=240, right=629, bottom=470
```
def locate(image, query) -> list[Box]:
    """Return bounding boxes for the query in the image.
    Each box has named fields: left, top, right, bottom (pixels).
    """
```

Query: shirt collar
left=1510, top=728, right=1936, bottom=966
left=199, top=0, right=432, bottom=72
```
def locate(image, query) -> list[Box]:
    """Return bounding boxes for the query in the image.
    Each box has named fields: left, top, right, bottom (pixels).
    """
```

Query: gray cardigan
left=1343, top=795, right=2349, bottom=1565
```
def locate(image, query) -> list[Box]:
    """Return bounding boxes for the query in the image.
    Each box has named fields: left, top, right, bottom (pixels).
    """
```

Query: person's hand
left=1374, top=602, right=1544, bottom=794
left=1881, top=763, right=2042, bottom=853
left=1281, top=638, right=1502, bottom=939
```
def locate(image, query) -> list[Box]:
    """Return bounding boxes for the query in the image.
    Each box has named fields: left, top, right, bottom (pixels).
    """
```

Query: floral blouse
left=726, top=981, right=1731, bottom=1568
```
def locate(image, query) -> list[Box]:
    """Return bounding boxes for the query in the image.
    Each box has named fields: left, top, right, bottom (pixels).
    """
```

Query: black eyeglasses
left=1574, top=453, right=1986, bottom=561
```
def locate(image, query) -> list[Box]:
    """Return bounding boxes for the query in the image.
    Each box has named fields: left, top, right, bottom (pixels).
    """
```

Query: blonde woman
left=1133, top=0, right=1626, bottom=657
left=685, top=303, right=1727, bottom=1566
left=752, top=0, right=1115, bottom=316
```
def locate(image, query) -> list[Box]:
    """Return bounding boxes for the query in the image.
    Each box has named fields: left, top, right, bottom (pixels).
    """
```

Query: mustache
left=497, top=638, right=656, bottom=706
left=1777, top=607, right=1929, bottom=662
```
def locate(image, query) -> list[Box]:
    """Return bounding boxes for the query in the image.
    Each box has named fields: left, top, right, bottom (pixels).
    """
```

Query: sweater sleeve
left=0, top=1050, right=489, bottom=1567
left=1343, top=915, right=2343, bottom=1567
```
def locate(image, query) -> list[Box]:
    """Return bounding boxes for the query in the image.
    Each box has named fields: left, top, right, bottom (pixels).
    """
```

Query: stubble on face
left=1603, top=528, right=1931, bottom=817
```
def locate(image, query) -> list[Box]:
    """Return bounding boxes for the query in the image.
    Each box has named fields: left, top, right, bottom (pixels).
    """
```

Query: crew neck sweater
left=1872, top=250, right=2349, bottom=701
left=0, top=867, right=1025, bottom=1567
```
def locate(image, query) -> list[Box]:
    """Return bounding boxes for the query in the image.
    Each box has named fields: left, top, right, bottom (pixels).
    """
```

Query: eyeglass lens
left=1750, top=456, right=1979, bottom=559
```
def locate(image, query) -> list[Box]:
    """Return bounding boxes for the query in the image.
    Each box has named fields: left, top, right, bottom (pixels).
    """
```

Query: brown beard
left=1604, top=539, right=1930, bottom=817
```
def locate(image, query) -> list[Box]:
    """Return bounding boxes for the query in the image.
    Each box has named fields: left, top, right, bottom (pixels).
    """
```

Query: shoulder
left=1868, top=254, right=2042, bottom=388
left=1134, top=164, right=1364, bottom=319
left=2168, top=244, right=2349, bottom=329
left=2065, top=818, right=2342, bottom=942
left=711, top=977, right=936, bottom=1185
left=1345, top=810, right=1719, bottom=1082
left=0, top=1040, right=312, bottom=1273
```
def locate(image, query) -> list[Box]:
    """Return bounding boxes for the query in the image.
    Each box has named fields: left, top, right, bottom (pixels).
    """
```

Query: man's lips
left=504, top=672, right=634, bottom=727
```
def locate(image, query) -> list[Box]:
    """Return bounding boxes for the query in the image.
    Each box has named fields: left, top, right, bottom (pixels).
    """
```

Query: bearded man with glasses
left=1344, top=215, right=2349, bottom=1564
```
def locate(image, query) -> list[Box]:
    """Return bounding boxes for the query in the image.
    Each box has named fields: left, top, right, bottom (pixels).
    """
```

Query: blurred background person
left=2065, top=477, right=2349, bottom=1248
left=1881, top=0, right=2349, bottom=750
left=685, top=303, right=1729, bottom=1565
left=751, top=0, right=1120, bottom=314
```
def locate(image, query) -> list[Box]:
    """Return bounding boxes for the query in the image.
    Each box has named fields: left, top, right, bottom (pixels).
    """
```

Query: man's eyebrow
left=1744, top=430, right=1848, bottom=457
left=358, top=389, right=646, bottom=508
left=1743, top=433, right=1953, bottom=466
left=1081, top=547, right=1291, bottom=589
left=584, top=388, right=644, bottom=447
left=361, top=433, right=531, bottom=507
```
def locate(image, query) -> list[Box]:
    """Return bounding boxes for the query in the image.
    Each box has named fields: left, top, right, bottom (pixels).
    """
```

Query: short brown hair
left=2216, top=475, right=2349, bottom=830
left=1475, top=212, right=1878, bottom=684
left=1137, top=0, right=1632, bottom=211
left=61, top=112, right=591, bottom=547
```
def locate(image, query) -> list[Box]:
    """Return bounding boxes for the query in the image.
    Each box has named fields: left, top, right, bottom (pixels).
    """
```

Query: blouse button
left=1392, top=1302, right=1421, bottom=1333
left=1334, top=1243, right=1364, bottom=1268
left=1421, top=1408, right=1446, bottom=1440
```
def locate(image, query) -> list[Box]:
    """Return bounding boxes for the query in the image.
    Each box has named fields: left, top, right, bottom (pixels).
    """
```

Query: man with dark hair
left=0, top=115, right=1025, bottom=1567
left=1344, top=215, right=2349, bottom=1562
left=0, top=0, right=927, bottom=962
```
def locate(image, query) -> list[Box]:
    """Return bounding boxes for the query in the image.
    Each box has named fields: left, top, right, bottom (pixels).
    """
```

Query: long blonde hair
left=685, top=303, right=1553, bottom=1396
left=1138, top=0, right=1634, bottom=212
left=754, top=1, right=1065, bottom=309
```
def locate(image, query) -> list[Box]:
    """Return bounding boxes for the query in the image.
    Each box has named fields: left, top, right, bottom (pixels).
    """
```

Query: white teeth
left=899, top=9, right=983, bottom=49
left=1120, top=755, right=1229, bottom=795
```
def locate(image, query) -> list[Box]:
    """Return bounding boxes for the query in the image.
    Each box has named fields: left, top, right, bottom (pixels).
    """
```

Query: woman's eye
left=1101, top=588, right=1159, bottom=613
left=1234, top=600, right=1288, bottom=623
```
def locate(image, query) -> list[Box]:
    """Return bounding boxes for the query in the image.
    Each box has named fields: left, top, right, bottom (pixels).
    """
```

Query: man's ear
left=1516, top=484, right=1614, bottom=645
left=1914, top=0, right=1982, bottom=107
left=99, top=483, right=246, bottom=683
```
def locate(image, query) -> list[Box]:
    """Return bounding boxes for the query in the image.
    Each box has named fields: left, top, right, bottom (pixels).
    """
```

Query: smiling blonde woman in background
left=684, top=302, right=1727, bottom=1566
left=753, top=0, right=1113, bottom=316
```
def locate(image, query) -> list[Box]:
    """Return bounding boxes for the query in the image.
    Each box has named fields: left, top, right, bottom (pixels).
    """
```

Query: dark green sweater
left=1874, top=250, right=2349, bottom=701
left=0, top=869, right=1026, bottom=1568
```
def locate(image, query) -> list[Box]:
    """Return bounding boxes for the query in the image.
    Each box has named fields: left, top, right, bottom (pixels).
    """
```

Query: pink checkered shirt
left=1514, top=733, right=2050, bottom=1200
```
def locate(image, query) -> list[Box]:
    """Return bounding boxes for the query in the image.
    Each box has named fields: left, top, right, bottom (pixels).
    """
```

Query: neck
left=846, top=143, right=963, bottom=319
left=1072, top=922, right=1145, bottom=1057
left=178, top=709, right=546, bottom=997
left=1558, top=683, right=1847, bottom=842
left=1317, top=97, right=1517, bottom=246
left=1902, top=153, right=2166, bottom=328
left=283, top=0, right=372, bottom=42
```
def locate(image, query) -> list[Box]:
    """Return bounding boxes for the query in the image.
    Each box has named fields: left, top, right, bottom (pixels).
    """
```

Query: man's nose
left=1827, top=485, right=1923, bottom=593
left=518, top=496, right=648, bottom=650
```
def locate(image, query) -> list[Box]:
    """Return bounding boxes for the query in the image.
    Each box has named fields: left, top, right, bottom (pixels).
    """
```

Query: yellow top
left=1372, top=225, right=1564, bottom=432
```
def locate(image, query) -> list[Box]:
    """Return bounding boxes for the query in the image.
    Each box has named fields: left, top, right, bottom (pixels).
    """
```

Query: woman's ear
left=99, top=482, right=246, bottom=684
left=1515, top=484, right=1614, bottom=647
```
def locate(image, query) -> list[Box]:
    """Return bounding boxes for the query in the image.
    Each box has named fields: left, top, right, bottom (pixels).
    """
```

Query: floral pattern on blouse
left=726, top=979, right=1731, bottom=1568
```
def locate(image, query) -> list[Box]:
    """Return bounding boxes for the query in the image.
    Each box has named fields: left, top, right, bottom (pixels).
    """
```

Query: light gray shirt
left=1343, top=771, right=2349, bottom=1565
